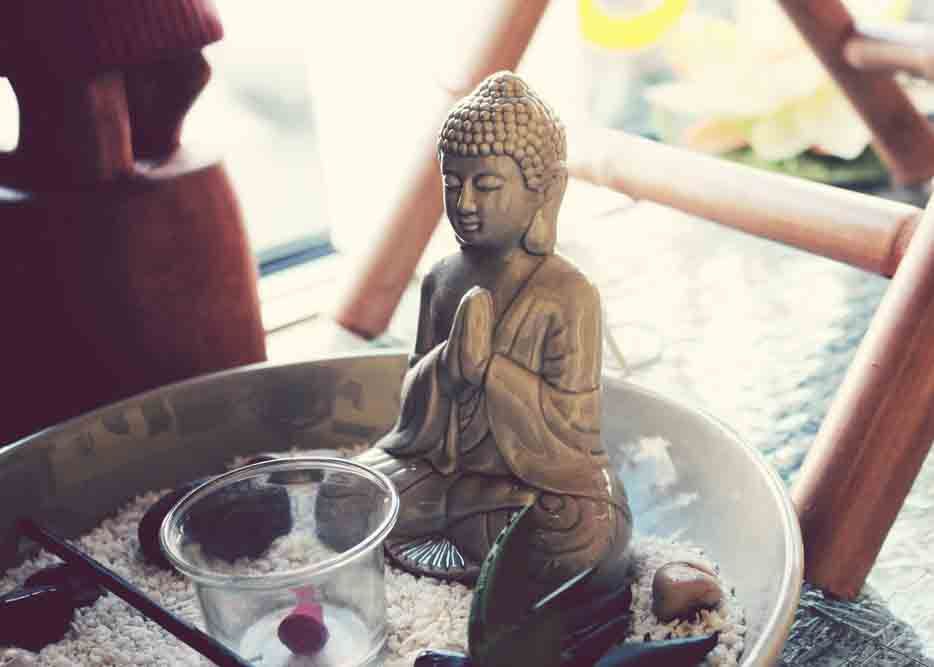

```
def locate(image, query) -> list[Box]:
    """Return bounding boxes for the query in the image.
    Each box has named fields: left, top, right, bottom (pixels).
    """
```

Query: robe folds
left=377, top=254, right=620, bottom=513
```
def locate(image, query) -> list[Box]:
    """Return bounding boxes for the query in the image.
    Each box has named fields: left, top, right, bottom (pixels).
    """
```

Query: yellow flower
left=647, top=0, right=918, bottom=160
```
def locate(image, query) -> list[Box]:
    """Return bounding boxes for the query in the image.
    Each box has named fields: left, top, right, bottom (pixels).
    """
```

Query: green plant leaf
left=468, top=505, right=538, bottom=655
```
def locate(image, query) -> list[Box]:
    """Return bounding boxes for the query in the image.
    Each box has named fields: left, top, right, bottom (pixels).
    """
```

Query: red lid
left=1, top=0, right=223, bottom=77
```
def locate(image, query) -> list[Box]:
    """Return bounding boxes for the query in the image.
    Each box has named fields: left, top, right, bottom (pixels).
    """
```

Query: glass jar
left=161, top=457, right=399, bottom=667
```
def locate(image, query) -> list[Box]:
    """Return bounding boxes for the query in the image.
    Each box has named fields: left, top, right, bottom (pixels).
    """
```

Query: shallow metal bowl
left=0, top=352, right=801, bottom=665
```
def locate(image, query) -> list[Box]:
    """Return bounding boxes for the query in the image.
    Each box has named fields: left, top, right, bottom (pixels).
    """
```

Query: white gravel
left=2, top=449, right=745, bottom=667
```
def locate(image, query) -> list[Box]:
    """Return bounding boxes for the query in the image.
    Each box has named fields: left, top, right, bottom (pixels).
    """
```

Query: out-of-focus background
left=6, top=0, right=933, bottom=274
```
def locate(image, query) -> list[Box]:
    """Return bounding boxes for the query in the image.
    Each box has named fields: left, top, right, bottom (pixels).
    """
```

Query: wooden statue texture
left=355, top=72, right=633, bottom=596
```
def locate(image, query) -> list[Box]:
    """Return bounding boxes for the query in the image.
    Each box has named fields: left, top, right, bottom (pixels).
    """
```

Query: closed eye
left=475, top=174, right=504, bottom=191
left=443, top=174, right=462, bottom=190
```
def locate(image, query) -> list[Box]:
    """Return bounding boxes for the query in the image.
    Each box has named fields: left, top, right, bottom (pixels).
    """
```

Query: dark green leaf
left=594, top=632, right=720, bottom=667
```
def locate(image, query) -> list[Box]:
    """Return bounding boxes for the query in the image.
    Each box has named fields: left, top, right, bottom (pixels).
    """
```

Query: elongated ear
left=521, top=168, right=566, bottom=255
left=522, top=208, right=553, bottom=255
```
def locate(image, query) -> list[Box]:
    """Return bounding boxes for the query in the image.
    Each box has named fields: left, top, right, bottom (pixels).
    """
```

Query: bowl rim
left=159, top=456, right=401, bottom=589
left=605, top=377, right=804, bottom=667
left=2, top=351, right=804, bottom=666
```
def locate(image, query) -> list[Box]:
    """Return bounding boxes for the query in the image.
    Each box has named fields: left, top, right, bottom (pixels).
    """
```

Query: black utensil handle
left=16, top=519, right=252, bottom=667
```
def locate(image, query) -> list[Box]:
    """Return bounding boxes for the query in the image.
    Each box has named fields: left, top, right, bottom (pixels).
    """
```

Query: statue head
left=437, top=72, right=567, bottom=255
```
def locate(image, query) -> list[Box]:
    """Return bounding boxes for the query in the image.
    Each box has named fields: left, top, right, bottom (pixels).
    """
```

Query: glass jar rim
left=159, top=456, right=400, bottom=589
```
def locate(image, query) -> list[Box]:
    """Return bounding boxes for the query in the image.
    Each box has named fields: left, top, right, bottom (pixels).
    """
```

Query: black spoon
left=0, top=585, right=75, bottom=652
left=25, top=562, right=102, bottom=609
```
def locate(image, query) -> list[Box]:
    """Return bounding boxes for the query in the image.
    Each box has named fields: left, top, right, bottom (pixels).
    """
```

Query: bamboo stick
left=777, top=0, right=934, bottom=186
left=335, top=0, right=551, bottom=339
left=567, top=126, right=922, bottom=278
left=792, top=193, right=934, bottom=598
left=845, top=22, right=934, bottom=82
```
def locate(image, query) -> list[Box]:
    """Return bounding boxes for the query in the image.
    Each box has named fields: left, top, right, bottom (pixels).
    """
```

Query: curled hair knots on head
left=437, top=71, right=567, bottom=193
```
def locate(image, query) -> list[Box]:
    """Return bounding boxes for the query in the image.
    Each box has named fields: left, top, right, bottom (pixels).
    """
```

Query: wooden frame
left=335, top=0, right=552, bottom=339
left=334, top=0, right=934, bottom=600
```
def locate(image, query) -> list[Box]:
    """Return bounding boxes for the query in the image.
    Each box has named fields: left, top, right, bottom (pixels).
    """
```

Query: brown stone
left=652, top=561, right=723, bottom=622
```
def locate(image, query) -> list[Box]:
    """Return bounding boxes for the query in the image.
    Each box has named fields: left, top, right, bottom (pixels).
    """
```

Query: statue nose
left=457, top=184, right=477, bottom=214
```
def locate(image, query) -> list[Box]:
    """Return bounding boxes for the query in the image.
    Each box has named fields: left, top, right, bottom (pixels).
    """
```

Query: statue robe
left=377, top=253, right=616, bottom=515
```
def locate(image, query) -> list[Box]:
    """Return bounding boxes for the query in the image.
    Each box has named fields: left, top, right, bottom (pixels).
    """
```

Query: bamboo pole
left=792, top=193, right=934, bottom=598
left=845, top=22, right=934, bottom=82
left=777, top=0, right=934, bottom=186
left=335, top=0, right=551, bottom=339
left=568, top=127, right=922, bottom=278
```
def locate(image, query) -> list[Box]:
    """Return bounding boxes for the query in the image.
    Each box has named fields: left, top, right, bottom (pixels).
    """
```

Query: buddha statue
left=350, top=71, right=633, bottom=597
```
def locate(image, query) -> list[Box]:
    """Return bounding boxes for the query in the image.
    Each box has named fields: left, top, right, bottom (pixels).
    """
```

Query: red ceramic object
left=0, top=156, right=266, bottom=447
left=277, top=588, right=329, bottom=656
left=0, top=1, right=266, bottom=446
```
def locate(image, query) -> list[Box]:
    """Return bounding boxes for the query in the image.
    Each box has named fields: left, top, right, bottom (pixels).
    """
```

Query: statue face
left=441, top=154, right=544, bottom=250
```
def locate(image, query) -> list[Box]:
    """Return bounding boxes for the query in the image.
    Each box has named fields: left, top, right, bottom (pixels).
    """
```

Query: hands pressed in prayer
left=442, top=286, right=494, bottom=392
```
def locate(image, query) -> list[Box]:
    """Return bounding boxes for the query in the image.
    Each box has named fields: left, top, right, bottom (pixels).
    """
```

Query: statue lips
left=457, top=215, right=483, bottom=237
